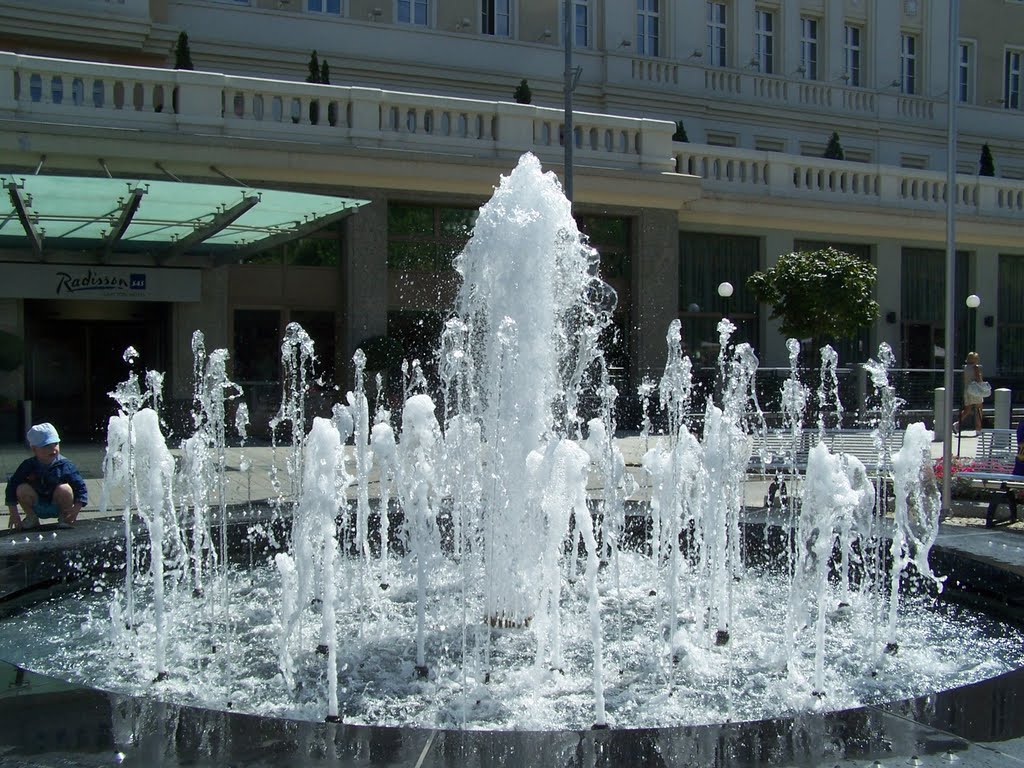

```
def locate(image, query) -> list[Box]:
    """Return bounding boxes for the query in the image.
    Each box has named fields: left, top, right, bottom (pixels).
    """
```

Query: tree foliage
left=672, top=121, right=689, bottom=142
left=173, top=31, right=194, bottom=70
left=306, top=50, right=321, bottom=83
left=746, top=247, right=879, bottom=342
left=513, top=79, right=532, bottom=104
left=824, top=131, right=844, bottom=161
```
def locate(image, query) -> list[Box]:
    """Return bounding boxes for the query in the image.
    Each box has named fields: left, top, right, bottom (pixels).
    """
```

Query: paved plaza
left=0, top=431, right=999, bottom=531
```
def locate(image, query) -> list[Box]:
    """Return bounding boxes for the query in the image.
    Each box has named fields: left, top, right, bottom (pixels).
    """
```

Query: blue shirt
left=4, top=456, right=88, bottom=507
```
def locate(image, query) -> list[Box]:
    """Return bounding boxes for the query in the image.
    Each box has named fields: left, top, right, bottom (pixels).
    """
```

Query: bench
left=750, top=428, right=905, bottom=510
left=811, top=429, right=905, bottom=473
left=954, top=429, right=1023, bottom=528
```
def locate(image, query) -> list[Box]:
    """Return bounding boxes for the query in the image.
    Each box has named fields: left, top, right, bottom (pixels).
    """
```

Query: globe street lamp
left=966, top=293, right=981, bottom=354
left=718, top=281, right=734, bottom=319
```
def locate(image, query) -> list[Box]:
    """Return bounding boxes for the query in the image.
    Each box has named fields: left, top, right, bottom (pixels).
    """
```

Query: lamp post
left=966, top=293, right=980, bottom=354
left=940, top=0, right=960, bottom=516
left=718, top=281, right=734, bottom=318
left=563, top=0, right=574, bottom=206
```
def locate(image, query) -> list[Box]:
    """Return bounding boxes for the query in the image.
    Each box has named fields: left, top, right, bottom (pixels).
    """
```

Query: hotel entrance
left=24, top=300, right=169, bottom=441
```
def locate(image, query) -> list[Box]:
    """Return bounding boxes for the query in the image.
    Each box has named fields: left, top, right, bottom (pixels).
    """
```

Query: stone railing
left=673, top=144, right=1024, bottom=218
left=0, top=52, right=677, bottom=174
left=631, top=58, right=935, bottom=124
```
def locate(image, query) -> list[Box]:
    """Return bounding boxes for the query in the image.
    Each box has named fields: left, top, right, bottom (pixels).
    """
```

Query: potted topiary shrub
left=513, top=79, right=532, bottom=104
left=824, top=131, right=845, bottom=160
left=979, top=143, right=995, bottom=176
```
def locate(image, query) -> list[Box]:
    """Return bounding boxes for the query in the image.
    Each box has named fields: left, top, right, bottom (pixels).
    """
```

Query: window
left=242, top=228, right=343, bottom=266
left=754, top=9, right=773, bottom=73
left=843, top=24, right=862, bottom=86
left=307, top=0, right=341, bottom=13
left=387, top=203, right=476, bottom=272
left=398, top=0, right=428, bottom=25
left=578, top=216, right=632, bottom=377
left=483, top=0, right=510, bottom=37
left=899, top=33, right=917, bottom=94
left=799, top=17, right=818, bottom=79
left=678, top=233, right=759, bottom=363
left=958, top=42, right=973, bottom=103
left=706, top=2, right=727, bottom=67
left=568, top=0, right=590, bottom=48
left=1005, top=49, right=1022, bottom=109
left=999, top=254, right=1024, bottom=374
left=636, top=0, right=660, bottom=57
left=901, top=248, right=968, bottom=368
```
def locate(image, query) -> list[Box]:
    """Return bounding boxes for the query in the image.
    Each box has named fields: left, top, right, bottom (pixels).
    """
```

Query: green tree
left=672, top=121, right=689, bottom=142
left=513, top=79, right=532, bottom=104
left=320, top=60, right=331, bottom=86
left=824, top=131, right=844, bottom=160
left=979, top=143, right=995, bottom=176
left=306, top=50, right=321, bottom=83
left=746, top=247, right=879, bottom=345
left=173, top=31, right=194, bottom=70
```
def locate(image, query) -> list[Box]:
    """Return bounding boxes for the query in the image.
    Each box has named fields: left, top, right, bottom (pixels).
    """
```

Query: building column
left=734, top=0, right=755, bottom=70
left=826, top=0, right=846, bottom=83
left=339, top=195, right=389, bottom=388
left=874, top=240, right=902, bottom=360
left=633, top=209, right=680, bottom=385
left=871, top=0, right=901, bottom=89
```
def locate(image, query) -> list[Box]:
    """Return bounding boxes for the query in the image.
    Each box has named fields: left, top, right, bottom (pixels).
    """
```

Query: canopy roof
left=2, top=174, right=368, bottom=262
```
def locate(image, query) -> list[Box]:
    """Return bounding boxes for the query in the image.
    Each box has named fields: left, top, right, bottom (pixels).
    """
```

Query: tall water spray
left=446, top=153, right=615, bottom=629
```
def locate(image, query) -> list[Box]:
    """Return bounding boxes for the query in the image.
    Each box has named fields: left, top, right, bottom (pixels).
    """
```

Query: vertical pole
left=941, top=0, right=959, bottom=514
left=563, top=0, right=574, bottom=206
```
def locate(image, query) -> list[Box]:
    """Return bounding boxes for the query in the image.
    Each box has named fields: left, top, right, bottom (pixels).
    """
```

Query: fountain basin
left=2, top=515, right=1024, bottom=766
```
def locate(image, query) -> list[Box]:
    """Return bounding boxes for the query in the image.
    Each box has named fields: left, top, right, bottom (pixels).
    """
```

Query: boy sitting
left=5, top=423, right=88, bottom=530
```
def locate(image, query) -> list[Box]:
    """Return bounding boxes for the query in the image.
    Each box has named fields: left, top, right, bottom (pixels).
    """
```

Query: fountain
left=2, top=154, right=1024, bottom=766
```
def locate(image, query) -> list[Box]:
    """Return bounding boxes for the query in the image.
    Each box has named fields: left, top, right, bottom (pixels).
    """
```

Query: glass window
left=998, top=254, right=1024, bottom=374
left=307, top=0, right=341, bottom=13
left=636, top=0, right=659, bottom=57
left=800, top=17, right=818, bottom=79
left=574, top=0, right=590, bottom=48
left=900, top=248, right=968, bottom=368
left=483, top=0, right=510, bottom=37
left=579, top=216, right=632, bottom=380
left=291, top=310, right=336, bottom=384
left=1006, top=49, right=1022, bottom=109
left=678, top=233, right=759, bottom=366
left=387, top=203, right=475, bottom=272
left=754, top=9, right=773, bottom=74
left=900, top=33, right=917, bottom=94
left=241, top=227, right=343, bottom=266
left=844, top=24, right=862, bottom=86
left=234, top=310, right=281, bottom=383
left=398, top=0, right=429, bottom=25
left=706, top=2, right=727, bottom=67
left=958, top=42, right=973, bottom=103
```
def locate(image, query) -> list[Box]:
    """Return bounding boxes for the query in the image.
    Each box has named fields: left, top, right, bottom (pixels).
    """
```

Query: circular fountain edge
left=0, top=517, right=1023, bottom=766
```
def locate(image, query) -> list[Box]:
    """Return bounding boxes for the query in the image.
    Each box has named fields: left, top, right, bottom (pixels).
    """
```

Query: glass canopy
left=1, top=174, right=368, bottom=261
